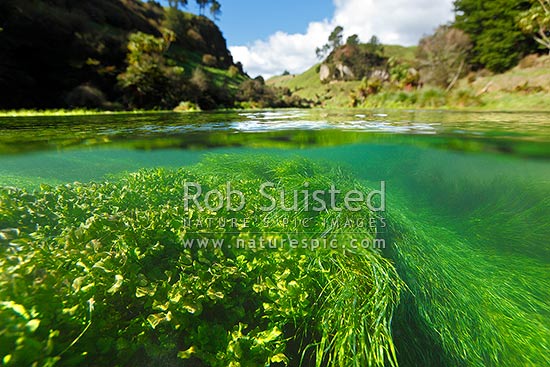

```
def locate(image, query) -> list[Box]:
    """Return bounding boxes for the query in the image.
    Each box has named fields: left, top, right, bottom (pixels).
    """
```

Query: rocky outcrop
left=336, top=64, right=355, bottom=79
left=318, top=43, right=388, bottom=83
left=320, top=63, right=355, bottom=82
left=320, top=64, right=331, bottom=82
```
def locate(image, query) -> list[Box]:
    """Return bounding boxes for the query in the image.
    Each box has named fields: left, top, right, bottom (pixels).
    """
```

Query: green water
left=1, top=109, right=549, bottom=366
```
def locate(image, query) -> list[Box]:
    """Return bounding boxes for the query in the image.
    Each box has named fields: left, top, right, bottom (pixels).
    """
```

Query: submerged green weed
left=386, top=196, right=550, bottom=367
left=0, top=156, right=401, bottom=367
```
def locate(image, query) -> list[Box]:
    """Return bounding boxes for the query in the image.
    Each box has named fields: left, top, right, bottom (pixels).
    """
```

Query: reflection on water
left=1, top=109, right=550, bottom=153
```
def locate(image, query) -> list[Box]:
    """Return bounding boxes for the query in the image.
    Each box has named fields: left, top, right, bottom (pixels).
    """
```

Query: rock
left=320, top=64, right=331, bottom=82
left=369, top=69, right=390, bottom=81
left=335, top=63, right=354, bottom=79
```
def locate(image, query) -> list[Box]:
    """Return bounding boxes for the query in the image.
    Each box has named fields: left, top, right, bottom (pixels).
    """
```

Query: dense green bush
left=117, top=31, right=186, bottom=109
left=454, top=0, right=537, bottom=72
left=0, top=156, right=401, bottom=367
left=0, top=0, right=165, bottom=109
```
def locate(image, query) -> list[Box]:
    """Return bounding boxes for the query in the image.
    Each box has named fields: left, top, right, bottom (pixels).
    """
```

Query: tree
left=209, top=0, right=221, bottom=20
left=315, top=44, right=331, bottom=59
left=190, top=66, right=211, bottom=94
left=236, top=77, right=306, bottom=108
left=365, top=35, right=383, bottom=56
left=197, top=0, right=209, bottom=15
left=166, top=0, right=221, bottom=20
left=346, top=34, right=360, bottom=46
left=454, top=0, right=537, bottom=72
left=117, top=30, right=184, bottom=108
left=416, top=25, right=472, bottom=89
left=519, top=0, right=550, bottom=52
left=316, top=25, right=344, bottom=60
left=321, top=33, right=387, bottom=82
left=328, top=26, right=344, bottom=49
left=167, top=0, right=188, bottom=9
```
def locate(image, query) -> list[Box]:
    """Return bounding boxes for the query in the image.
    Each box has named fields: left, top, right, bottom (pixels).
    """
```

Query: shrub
left=173, top=101, right=201, bottom=112
left=186, top=29, right=205, bottom=47
left=395, top=91, right=416, bottom=104
left=201, top=54, right=217, bottom=66
left=513, top=82, right=546, bottom=94
left=117, top=31, right=185, bottom=109
left=236, top=78, right=308, bottom=108
left=349, top=77, right=385, bottom=106
left=416, top=26, right=471, bottom=89
left=189, top=67, right=220, bottom=110
left=227, top=65, right=240, bottom=78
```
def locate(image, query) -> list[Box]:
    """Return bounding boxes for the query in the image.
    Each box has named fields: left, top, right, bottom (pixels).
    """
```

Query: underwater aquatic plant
left=385, top=195, right=550, bottom=367
left=0, top=155, right=401, bottom=367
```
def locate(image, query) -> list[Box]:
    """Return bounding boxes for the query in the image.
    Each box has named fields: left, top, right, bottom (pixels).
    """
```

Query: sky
left=161, top=0, right=455, bottom=78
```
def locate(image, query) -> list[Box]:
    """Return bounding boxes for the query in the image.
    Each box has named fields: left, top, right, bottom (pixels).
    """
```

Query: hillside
left=269, top=46, right=550, bottom=110
left=0, top=0, right=242, bottom=109
left=268, top=64, right=360, bottom=107
left=383, top=44, right=417, bottom=62
left=268, top=45, right=416, bottom=107
left=457, top=55, right=550, bottom=110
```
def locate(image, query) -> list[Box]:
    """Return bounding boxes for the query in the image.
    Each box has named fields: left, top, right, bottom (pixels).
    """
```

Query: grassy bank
left=268, top=54, right=550, bottom=111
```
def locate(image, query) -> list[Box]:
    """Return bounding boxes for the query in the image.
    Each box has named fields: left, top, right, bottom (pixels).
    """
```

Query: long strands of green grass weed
left=385, top=195, right=550, bottom=366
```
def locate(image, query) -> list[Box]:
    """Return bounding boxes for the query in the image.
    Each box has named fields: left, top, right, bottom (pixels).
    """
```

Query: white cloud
left=230, top=0, right=454, bottom=78
left=230, top=21, right=333, bottom=79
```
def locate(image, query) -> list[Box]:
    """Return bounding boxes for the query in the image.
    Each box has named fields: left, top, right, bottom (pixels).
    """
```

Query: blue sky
left=161, top=1, right=334, bottom=45
left=159, top=0, right=454, bottom=78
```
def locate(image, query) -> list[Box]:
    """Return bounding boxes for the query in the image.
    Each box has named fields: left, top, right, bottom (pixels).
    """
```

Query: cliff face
left=0, top=0, right=235, bottom=109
